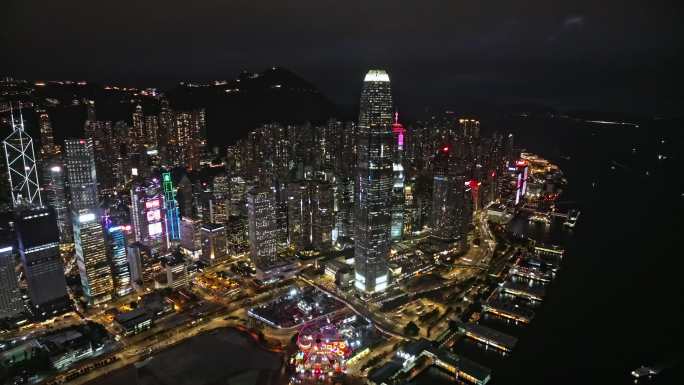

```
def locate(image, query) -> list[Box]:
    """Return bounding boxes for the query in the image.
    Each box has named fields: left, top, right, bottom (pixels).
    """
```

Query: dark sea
left=456, top=115, right=684, bottom=385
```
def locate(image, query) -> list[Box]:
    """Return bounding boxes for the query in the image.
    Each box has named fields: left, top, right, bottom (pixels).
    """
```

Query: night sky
left=2, top=0, right=683, bottom=115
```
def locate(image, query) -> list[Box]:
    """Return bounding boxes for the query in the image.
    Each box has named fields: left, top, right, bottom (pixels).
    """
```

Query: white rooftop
left=364, top=69, right=390, bottom=82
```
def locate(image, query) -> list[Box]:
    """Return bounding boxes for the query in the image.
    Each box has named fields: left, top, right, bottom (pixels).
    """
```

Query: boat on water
left=563, top=210, right=580, bottom=228
left=631, top=365, right=659, bottom=379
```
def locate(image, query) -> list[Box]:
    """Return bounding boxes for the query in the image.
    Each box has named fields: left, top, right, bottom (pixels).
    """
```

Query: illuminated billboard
left=147, top=209, right=161, bottom=222
left=145, top=199, right=160, bottom=210
left=148, top=222, right=163, bottom=236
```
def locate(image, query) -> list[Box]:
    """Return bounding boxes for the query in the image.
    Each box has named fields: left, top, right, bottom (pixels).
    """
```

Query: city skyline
left=0, top=3, right=682, bottom=383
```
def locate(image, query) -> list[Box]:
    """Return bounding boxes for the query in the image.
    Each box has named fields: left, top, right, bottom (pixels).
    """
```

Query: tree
left=404, top=321, right=419, bottom=337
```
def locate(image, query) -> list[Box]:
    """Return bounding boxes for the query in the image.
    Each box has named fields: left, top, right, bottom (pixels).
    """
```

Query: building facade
left=353, top=69, right=394, bottom=295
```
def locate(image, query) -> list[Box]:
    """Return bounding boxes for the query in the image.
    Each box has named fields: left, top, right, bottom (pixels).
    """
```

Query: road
left=297, top=276, right=409, bottom=341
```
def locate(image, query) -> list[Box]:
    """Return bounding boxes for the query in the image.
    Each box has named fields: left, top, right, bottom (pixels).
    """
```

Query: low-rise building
left=115, top=308, right=153, bottom=336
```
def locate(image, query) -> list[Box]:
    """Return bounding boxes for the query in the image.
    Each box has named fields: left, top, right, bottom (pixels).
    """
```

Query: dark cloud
left=563, top=15, right=586, bottom=28
left=1, top=0, right=682, bottom=115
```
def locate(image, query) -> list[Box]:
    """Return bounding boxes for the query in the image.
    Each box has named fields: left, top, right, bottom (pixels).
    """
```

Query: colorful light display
left=292, top=322, right=350, bottom=379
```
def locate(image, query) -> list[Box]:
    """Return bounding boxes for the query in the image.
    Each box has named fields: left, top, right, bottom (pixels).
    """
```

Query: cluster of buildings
left=220, top=70, right=516, bottom=296
left=0, top=100, right=204, bottom=322
left=0, top=68, right=525, bottom=327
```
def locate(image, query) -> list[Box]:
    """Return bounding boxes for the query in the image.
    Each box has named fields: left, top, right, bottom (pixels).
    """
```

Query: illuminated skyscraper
left=210, top=174, right=230, bottom=224
left=15, top=207, right=71, bottom=317
left=459, top=118, right=480, bottom=140
left=3, top=108, right=42, bottom=207
left=44, top=163, right=72, bottom=243
left=130, top=178, right=167, bottom=254
left=514, top=160, right=529, bottom=205
left=36, top=107, right=58, bottom=158
left=132, top=104, right=145, bottom=147
left=0, top=243, right=23, bottom=319
left=173, top=109, right=206, bottom=170
left=334, top=175, right=355, bottom=241
left=65, top=139, right=113, bottom=305
left=247, top=186, right=277, bottom=272
left=286, top=182, right=310, bottom=250
left=73, top=211, right=114, bottom=305
left=106, top=225, right=132, bottom=297
left=144, top=115, right=159, bottom=148
left=354, top=69, right=393, bottom=295
left=158, top=99, right=173, bottom=162
left=432, top=146, right=467, bottom=241
left=286, top=181, right=334, bottom=251
left=64, top=139, right=99, bottom=210
left=391, top=112, right=405, bottom=242
left=162, top=172, right=181, bottom=242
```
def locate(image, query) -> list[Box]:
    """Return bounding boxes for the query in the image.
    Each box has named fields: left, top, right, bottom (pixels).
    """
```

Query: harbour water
left=416, top=115, right=684, bottom=385
left=477, top=115, right=684, bottom=384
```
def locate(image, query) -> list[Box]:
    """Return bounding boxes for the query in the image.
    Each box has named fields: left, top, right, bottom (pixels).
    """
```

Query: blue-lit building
left=106, top=225, right=132, bottom=297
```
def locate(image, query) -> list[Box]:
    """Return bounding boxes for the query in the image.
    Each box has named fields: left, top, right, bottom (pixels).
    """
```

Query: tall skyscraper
left=210, top=174, right=230, bottom=224
left=173, top=109, right=206, bottom=171
left=432, top=146, right=467, bottom=242
left=36, top=107, right=59, bottom=158
left=162, top=172, right=181, bottom=242
left=65, top=139, right=113, bottom=305
left=144, top=115, right=159, bottom=148
left=44, top=163, right=72, bottom=243
left=0, top=244, right=23, bottom=319
left=334, top=175, right=355, bottom=241
left=73, top=212, right=114, bottom=305
left=287, top=181, right=334, bottom=252
left=158, top=99, right=173, bottom=163
left=3, top=109, right=42, bottom=207
left=15, top=207, right=71, bottom=317
left=391, top=112, right=405, bottom=242
left=132, top=104, right=145, bottom=147
left=247, top=186, right=277, bottom=273
left=64, top=139, right=99, bottom=210
left=354, top=69, right=393, bottom=295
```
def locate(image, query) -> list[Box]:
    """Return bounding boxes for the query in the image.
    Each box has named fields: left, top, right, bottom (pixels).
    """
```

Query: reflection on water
left=508, top=214, right=574, bottom=245
left=449, top=212, right=575, bottom=381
